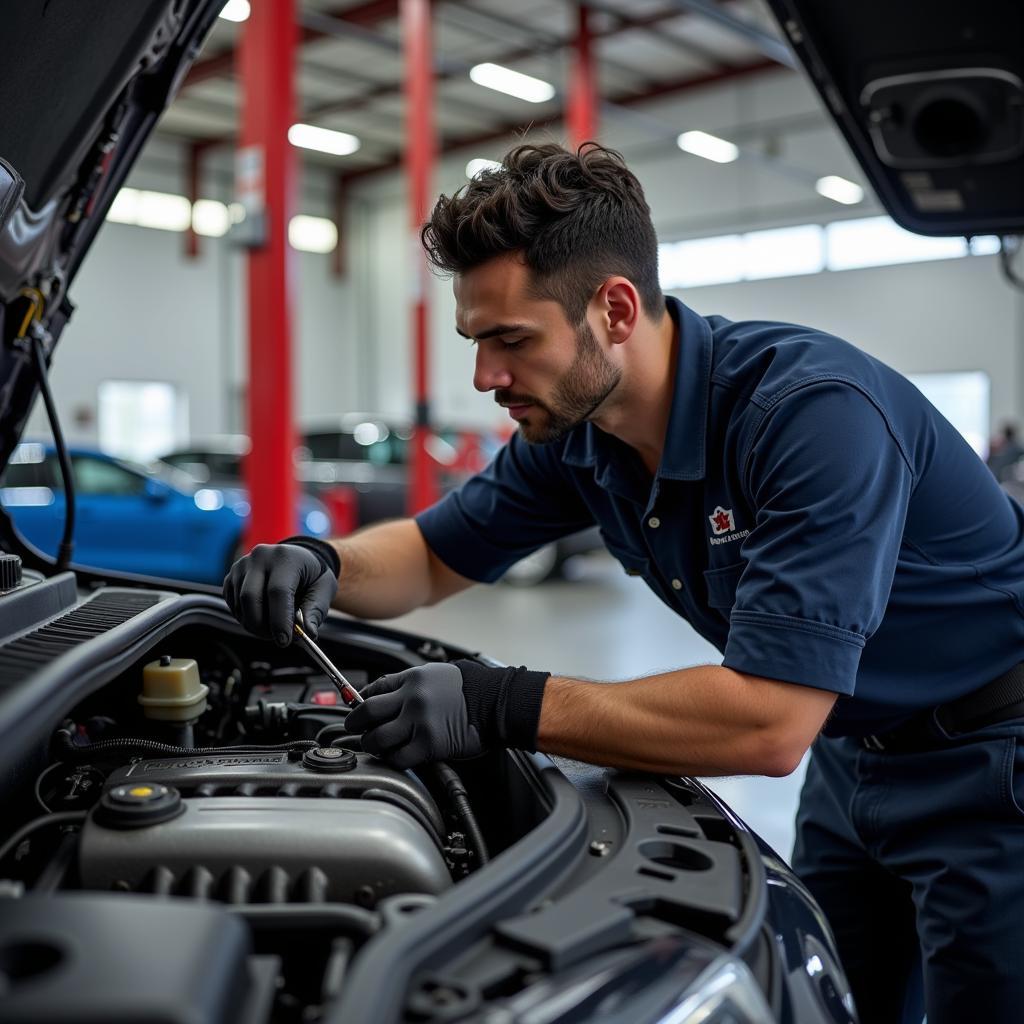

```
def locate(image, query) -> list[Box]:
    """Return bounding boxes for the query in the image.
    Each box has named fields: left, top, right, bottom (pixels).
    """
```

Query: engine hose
left=432, top=762, right=490, bottom=867
left=0, top=811, right=86, bottom=867
left=316, top=722, right=353, bottom=746
left=56, top=734, right=318, bottom=760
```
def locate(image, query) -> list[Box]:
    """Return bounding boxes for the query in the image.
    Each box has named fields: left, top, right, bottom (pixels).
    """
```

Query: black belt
left=860, top=661, right=1024, bottom=753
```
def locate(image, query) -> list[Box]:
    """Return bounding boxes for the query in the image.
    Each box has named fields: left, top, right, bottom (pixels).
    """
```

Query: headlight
left=662, top=954, right=774, bottom=1023
left=480, top=940, right=775, bottom=1024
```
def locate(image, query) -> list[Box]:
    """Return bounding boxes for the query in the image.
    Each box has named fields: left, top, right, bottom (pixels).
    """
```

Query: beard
left=495, top=320, right=622, bottom=445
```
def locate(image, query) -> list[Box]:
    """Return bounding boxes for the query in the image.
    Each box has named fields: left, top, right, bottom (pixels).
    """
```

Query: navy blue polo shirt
left=417, top=297, right=1024, bottom=734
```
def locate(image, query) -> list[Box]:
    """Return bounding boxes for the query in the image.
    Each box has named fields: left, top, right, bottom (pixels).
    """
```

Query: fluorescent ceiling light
left=135, top=191, right=192, bottom=232
left=219, top=0, right=250, bottom=22
left=288, top=123, right=360, bottom=157
left=815, top=175, right=864, bottom=205
left=676, top=130, right=739, bottom=164
left=106, top=188, right=141, bottom=225
left=469, top=63, right=555, bottom=103
left=466, top=158, right=502, bottom=178
left=289, top=215, right=338, bottom=254
left=192, top=199, right=230, bottom=238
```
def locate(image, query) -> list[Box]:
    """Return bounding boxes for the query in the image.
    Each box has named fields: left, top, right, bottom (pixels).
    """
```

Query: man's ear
left=594, top=277, right=641, bottom=345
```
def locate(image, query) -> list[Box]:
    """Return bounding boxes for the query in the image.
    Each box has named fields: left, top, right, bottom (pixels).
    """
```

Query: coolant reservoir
left=138, top=656, right=209, bottom=722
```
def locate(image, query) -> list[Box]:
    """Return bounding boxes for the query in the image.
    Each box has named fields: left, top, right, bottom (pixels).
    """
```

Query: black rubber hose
left=431, top=762, right=489, bottom=866
left=0, top=811, right=86, bottom=867
left=56, top=734, right=318, bottom=760
left=318, top=723, right=359, bottom=747
left=29, top=335, right=76, bottom=571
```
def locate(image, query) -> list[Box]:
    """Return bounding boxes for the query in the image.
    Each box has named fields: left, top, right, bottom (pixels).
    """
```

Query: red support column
left=238, top=0, right=298, bottom=548
left=567, top=4, right=598, bottom=148
left=402, top=0, right=439, bottom=514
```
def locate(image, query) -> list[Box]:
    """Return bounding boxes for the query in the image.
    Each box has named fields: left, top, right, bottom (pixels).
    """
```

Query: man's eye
left=503, top=338, right=525, bottom=350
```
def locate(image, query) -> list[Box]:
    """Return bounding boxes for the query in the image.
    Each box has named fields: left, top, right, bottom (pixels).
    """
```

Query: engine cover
left=79, top=796, right=452, bottom=905
left=104, top=750, right=446, bottom=841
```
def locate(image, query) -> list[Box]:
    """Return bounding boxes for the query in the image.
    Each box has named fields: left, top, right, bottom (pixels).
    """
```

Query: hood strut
left=17, top=289, right=75, bottom=570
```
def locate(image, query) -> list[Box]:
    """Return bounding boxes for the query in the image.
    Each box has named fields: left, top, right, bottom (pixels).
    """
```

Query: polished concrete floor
left=392, top=550, right=808, bottom=862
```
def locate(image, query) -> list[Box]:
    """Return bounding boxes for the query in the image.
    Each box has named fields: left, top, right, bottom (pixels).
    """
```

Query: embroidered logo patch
left=707, top=506, right=750, bottom=546
left=708, top=506, right=735, bottom=535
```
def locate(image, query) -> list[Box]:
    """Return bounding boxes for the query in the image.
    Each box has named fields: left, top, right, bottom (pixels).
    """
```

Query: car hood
left=0, top=0, right=223, bottom=476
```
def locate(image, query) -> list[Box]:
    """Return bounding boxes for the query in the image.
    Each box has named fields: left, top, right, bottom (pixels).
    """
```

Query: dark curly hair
left=421, top=142, right=663, bottom=324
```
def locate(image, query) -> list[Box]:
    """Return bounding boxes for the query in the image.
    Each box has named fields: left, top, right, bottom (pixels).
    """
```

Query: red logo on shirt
left=709, top=506, right=735, bottom=535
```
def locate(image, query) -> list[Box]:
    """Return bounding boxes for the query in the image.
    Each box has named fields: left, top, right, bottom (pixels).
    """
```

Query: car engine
left=0, top=570, right=856, bottom=1024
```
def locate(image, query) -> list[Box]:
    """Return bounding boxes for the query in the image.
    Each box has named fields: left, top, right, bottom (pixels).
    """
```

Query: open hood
left=0, top=0, right=223, bottom=475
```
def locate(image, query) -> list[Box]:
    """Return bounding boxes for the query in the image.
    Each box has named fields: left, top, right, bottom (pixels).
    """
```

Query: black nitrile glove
left=222, top=537, right=340, bottom=646
left=344, top=660, right=550, bottom=770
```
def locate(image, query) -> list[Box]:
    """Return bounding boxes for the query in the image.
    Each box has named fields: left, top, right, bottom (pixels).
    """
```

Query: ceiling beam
left=182, top=0, right=401, bottom=89
left=660, top=0, right=797, bottom=69
left=304, top=6, right=694, bottom=123
left=339, top=57, right=782, bottom=184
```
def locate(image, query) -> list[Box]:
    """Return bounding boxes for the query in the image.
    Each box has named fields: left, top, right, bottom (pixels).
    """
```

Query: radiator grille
left=0, top=590, right=161, bottom=685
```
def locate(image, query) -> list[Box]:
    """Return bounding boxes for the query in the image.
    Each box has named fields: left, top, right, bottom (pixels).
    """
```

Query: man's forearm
left=536, top=665, right=836, bottom=777
left=326, top=518, right=471, bottom=619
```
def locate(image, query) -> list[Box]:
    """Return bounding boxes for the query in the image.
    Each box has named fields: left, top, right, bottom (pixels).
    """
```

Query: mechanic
left=224, top=142, right=1024, bottom=1024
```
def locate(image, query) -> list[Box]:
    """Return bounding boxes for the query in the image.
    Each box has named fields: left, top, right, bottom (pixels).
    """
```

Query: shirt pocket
left=601, top=533, right=650, bottom=578
left=703, top=561, right=746, bottom=609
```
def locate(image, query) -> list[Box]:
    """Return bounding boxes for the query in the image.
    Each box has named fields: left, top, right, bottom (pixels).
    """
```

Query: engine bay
left=0, top=570, right=835, bottom=1024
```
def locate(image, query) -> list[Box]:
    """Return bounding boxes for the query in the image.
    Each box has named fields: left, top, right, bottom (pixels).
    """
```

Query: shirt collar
left=562, top=296, right=712, bottom=483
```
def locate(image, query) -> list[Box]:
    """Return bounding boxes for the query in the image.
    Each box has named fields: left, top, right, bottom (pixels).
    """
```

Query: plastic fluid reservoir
left=139, top=656, right=209, bottom=724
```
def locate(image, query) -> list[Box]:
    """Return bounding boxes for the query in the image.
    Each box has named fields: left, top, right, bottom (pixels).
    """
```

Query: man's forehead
left=454, top=257, right=552, bottom=337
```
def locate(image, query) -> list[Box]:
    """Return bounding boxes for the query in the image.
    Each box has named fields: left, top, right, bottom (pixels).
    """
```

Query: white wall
left=27, top=211, right=360, bottom=447
left=28, top=66, right=1024, bottom=448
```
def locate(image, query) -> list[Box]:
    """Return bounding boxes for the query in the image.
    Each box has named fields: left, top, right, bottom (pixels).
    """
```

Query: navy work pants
left=792, top=725, right=1024, bottom=1024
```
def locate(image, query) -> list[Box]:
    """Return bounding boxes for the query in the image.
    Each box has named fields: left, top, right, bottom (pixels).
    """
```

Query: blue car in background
left=0, top=442, right=331, bottom=585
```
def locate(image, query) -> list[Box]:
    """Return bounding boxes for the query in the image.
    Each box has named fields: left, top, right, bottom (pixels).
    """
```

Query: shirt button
left=648, top=517, right=661, bottom=529
left=671, top=578, right=683, bottom=591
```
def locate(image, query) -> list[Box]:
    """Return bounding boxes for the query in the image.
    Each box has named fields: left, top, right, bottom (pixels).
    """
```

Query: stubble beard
left=513, top=320, right=622, bottom=445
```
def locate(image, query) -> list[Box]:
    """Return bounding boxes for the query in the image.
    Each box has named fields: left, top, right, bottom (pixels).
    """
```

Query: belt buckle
left=861, top=734, right=886, bottom=752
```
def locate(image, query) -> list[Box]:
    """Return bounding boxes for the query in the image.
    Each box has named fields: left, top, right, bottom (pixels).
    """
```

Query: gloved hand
left=222, top=536, right=340, bottom=646
left=344, top=660, right=550, bottom=770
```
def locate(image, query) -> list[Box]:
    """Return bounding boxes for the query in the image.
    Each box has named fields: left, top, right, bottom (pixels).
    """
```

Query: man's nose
left=473, top=347, right=513, bottom=393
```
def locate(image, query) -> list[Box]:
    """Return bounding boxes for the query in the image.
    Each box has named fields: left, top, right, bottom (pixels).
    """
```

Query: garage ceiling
left=158, top=0, right=793, bottom=184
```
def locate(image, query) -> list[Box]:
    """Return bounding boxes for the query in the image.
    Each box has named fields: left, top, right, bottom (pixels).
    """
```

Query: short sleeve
left=415, top=433, right=594, bottom=582
left=722, top=382, right=914, bottom=695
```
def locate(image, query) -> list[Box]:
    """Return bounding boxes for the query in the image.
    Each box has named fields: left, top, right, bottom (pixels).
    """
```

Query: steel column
left=402, top=0, right=439, bottom=514
left=238, top=0, right=298, bottom=548
left=567, top=4, right=598, bottom=147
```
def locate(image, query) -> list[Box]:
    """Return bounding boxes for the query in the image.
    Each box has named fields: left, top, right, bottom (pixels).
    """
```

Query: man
left=225, top=142, right=1024, bottom=1023
left=986, top=421, right=1024, bottom=482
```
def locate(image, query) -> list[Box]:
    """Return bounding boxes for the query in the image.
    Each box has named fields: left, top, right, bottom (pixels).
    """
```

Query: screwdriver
left=293, top=609, right=364, bottom=706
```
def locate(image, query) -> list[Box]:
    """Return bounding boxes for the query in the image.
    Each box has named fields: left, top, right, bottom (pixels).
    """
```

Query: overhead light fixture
left=106, top=188, right=141, bottom=225
left=815, top=175, right=865, bottom=205
left=466, top=158, right=502, bottom=178
left=289, top=215, right=338, bottom=254
left=192, top=199, right=231, bottom=238
left=288, top=123, right=361, bottom=157
left=677, top=131, right=740, bottom=164
left=218, top=0, right=250, bottom=23
left=469, top=63, right=555, bottom=104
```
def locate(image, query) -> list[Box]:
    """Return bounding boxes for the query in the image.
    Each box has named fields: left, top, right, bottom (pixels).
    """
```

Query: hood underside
left=0, top=0, right=222, bottom=475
